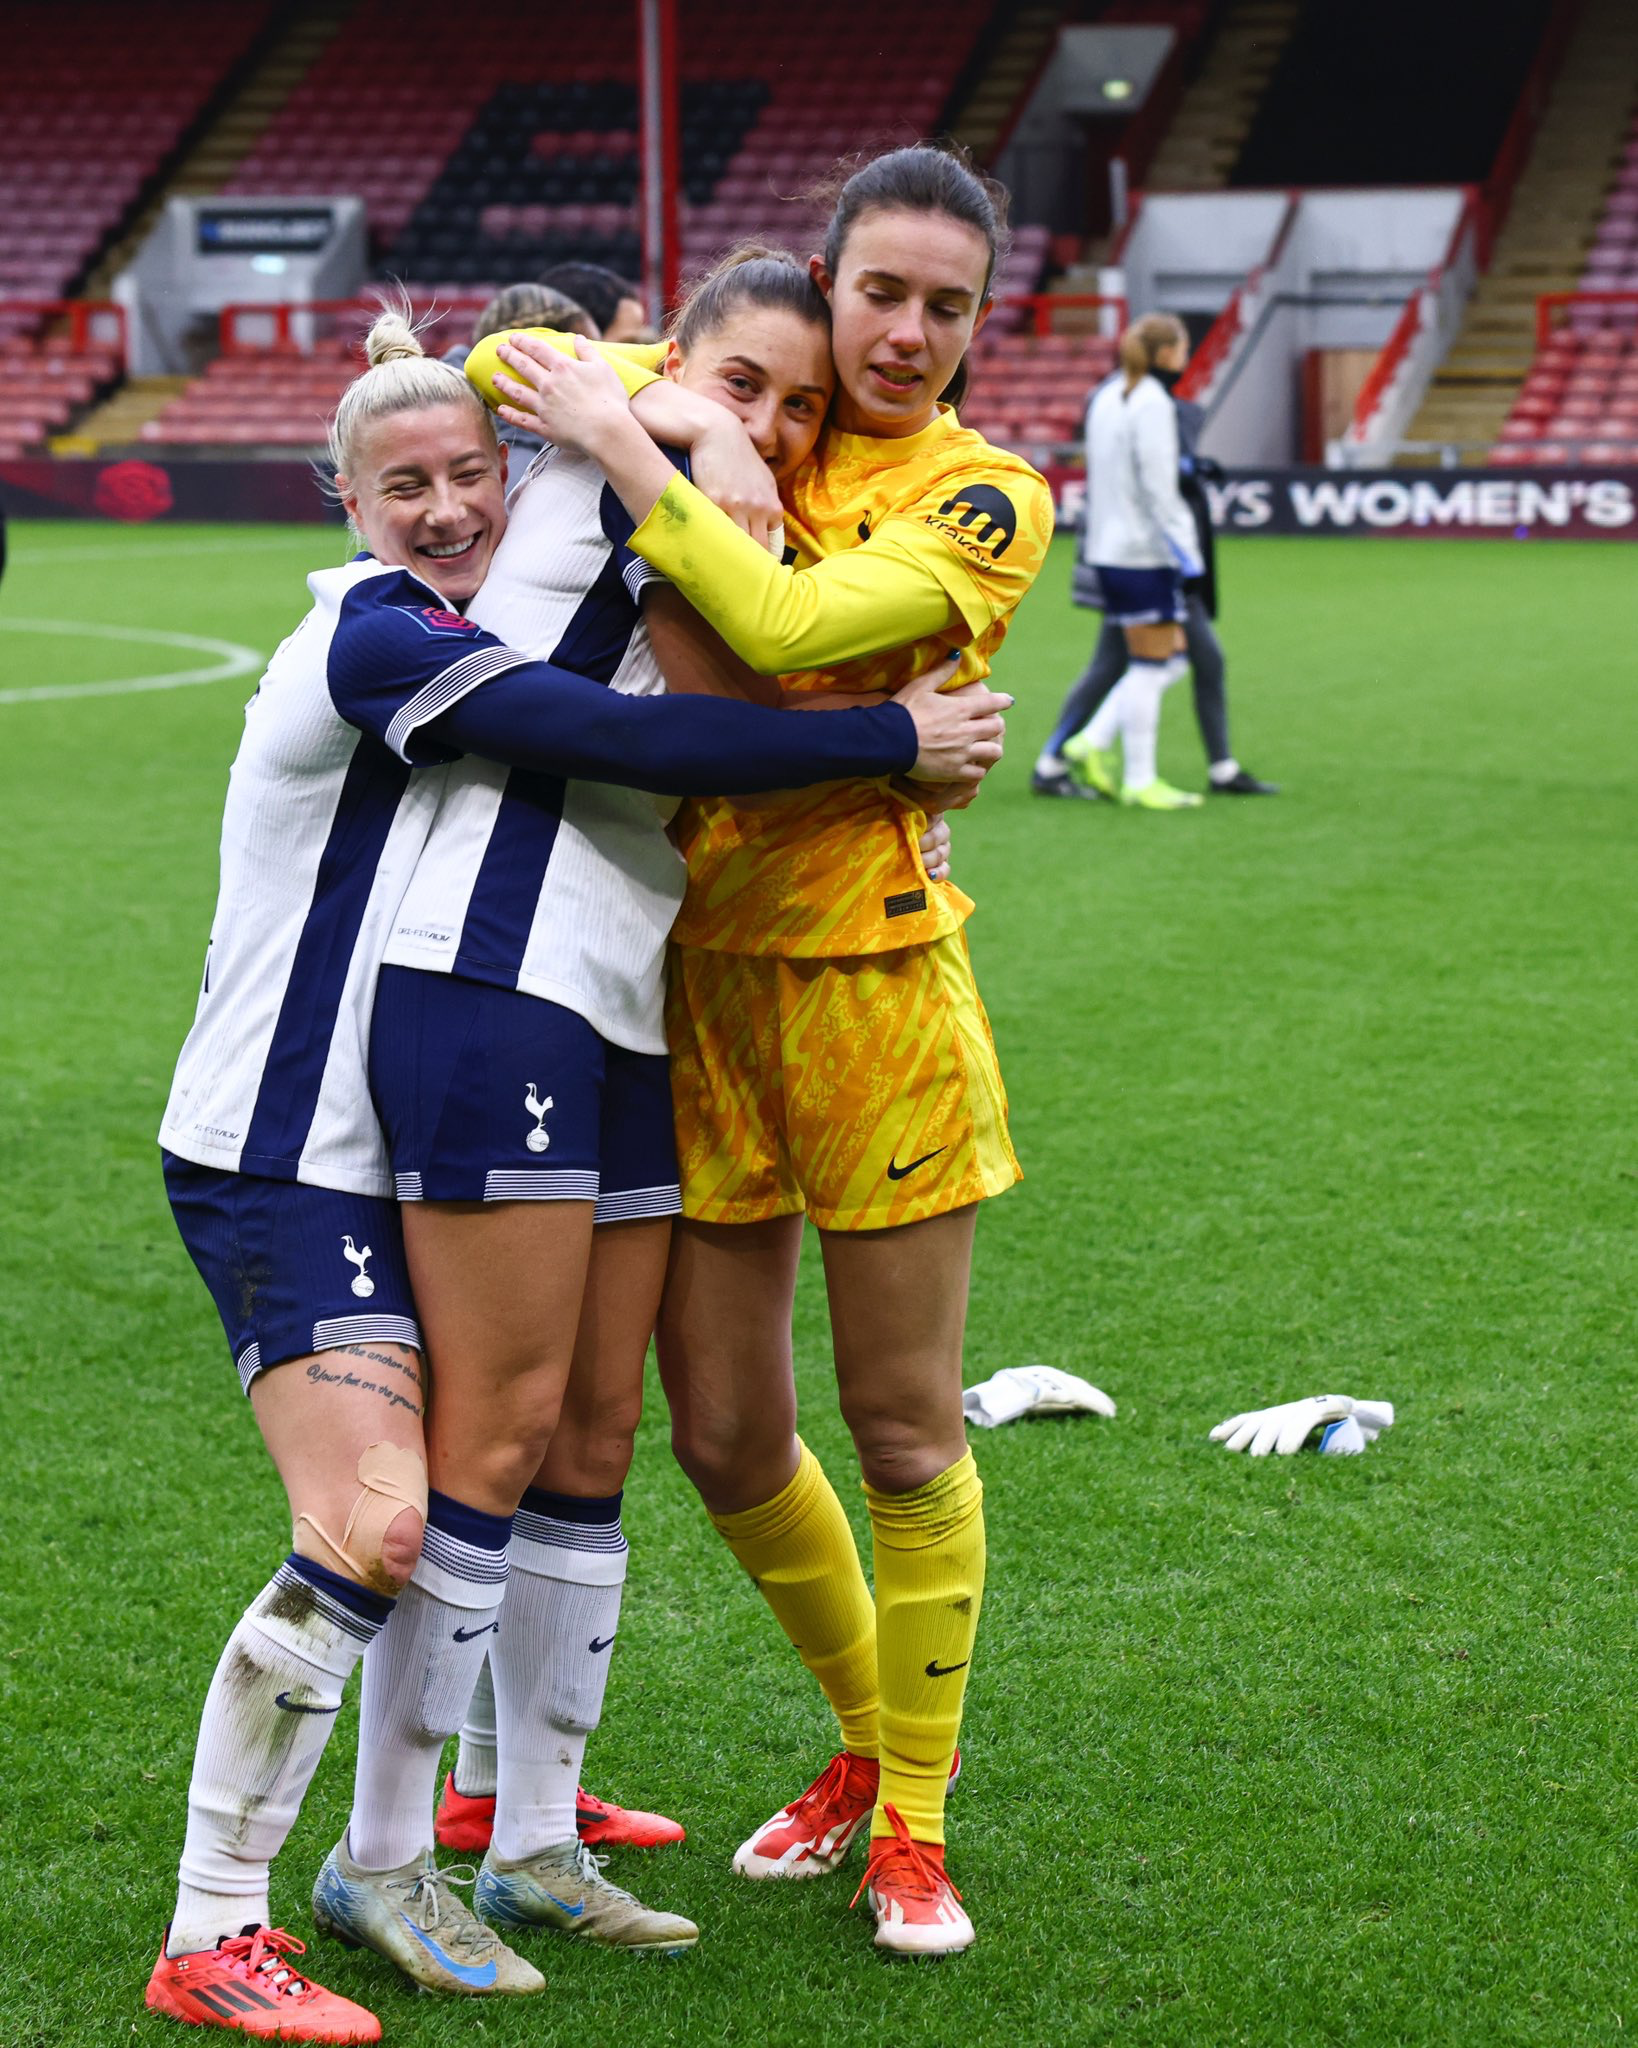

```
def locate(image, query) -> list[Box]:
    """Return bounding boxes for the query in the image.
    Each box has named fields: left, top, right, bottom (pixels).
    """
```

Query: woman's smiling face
left=666, top=302, right=835, bottom=482
left=338, top=401, right=508, bottom=603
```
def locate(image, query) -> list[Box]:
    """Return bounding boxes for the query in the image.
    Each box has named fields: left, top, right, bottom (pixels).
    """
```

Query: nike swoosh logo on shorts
left=887, top=1146, right=947, bottom=1182
left=274, top=1691, right=340, bottom=1715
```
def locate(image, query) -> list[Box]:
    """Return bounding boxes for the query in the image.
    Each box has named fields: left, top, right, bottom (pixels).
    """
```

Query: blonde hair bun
left=364, top=309, right=425, bottom=368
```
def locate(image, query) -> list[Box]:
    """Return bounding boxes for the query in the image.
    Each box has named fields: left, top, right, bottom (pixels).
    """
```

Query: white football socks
left=1117, top=654, right=1187, bottom=790
left=347, top=1490, right=510, bottom=1872
left=1081, top=682, right=1124, bottom=754
left=452, top=1657, right=499, bottom=1799
left=169, top=1557, right=392, bottom=1957
left=491, top=1488, right=628, bottom=1862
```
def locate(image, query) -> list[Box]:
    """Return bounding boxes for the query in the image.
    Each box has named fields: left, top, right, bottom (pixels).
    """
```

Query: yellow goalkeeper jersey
left=632, top=410, right=1052, bottom=957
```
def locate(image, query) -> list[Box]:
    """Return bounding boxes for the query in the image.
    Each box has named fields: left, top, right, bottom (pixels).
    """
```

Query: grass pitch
left=2, top=522, right=1633, bottom=2047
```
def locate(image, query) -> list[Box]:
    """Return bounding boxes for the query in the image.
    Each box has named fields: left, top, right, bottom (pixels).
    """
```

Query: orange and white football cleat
left=732, top=1751, right=880, bottom=1879
left=435, top=1772, right=686, bottom=1853
left=145, top=1925, right=381, bottom=2041
left=732, top=1749, right=962, bottom=1880
left=851, top=1805, right=975, bottom=1956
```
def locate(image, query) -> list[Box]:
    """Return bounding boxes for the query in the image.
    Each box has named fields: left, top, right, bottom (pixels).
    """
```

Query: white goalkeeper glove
left=1209, top=1394, right=1396, bottom=1457
left=962, top=1365, right=1117, bottom=1429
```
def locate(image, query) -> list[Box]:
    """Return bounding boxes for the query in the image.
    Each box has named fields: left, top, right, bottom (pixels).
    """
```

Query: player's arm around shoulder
left=465, top=328, right=666, bottom=411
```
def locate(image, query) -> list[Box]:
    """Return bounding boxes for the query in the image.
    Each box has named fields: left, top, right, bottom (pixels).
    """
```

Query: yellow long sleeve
left=465, top=328, right=665, bottom=410
left=627, top=475, right=965, bottom=675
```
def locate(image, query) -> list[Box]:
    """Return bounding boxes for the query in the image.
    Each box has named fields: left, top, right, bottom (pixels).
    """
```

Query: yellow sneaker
left=1121, top=777, right=1203, bottom=810
left=1061, top=732, right=1121, bottom=797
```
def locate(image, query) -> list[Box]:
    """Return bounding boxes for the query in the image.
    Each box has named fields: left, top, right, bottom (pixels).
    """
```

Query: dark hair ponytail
left=670, top=241, right=830, bottom=354
left=817, top=142, right=1010, bottom=408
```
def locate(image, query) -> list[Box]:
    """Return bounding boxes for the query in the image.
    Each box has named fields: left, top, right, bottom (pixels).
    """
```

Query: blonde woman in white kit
left=1062, top=311, right=1205, bottom=810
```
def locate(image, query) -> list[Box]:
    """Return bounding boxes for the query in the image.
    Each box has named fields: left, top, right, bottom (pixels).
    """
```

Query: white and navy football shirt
left=382, top=443, right=687, bottom=1054
left=159, top=556, right=534, bottom=1196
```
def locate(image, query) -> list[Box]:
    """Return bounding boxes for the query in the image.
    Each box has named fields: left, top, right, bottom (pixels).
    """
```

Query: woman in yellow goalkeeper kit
left=490, top=144, right=1052, bottom=1956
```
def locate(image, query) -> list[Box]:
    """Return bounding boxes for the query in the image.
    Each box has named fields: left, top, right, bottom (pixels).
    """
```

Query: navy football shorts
left=163, top=1154, right=421, bottom=1394
left=1095, top=563, right=1187, bottom=626
left=369, top=965, right=681, bottom=1221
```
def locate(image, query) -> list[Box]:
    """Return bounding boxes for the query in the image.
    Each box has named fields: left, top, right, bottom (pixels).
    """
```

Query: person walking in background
left=1033, top=312, right=1277, bottom=807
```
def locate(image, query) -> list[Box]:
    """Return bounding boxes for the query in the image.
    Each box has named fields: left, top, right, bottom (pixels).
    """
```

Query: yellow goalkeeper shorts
left=666, top=932, right=1020, bottom=1232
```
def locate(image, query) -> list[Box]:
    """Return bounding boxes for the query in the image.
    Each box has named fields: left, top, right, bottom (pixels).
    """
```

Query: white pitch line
left=0, top=617, right=264, bottom=703
left=8, top=533, right=339, bottom=569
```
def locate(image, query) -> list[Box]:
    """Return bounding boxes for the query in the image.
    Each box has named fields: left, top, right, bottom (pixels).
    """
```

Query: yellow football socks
left=708, top=1439, right=880, bottom=1758
left=865, top=1449, right=985, bottom=1845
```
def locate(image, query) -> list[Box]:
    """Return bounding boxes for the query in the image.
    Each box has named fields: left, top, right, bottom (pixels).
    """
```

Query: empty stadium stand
left=1489, top=312, right=1638, bottom=464
left=959, top=323, right=1118, bottom=452
left=139, top=340, right=358, bottom=451
left=1404, top=0, right=1638, bottom=459
left=1576, top=119, right=1638, bottom=305
left=0, top=309, right=126, bottom=461
left=115, top=0, right=1032, bottom=451
left=219, top=0, right=995, bottom=292
left=0, top=3, right=270, bottom=305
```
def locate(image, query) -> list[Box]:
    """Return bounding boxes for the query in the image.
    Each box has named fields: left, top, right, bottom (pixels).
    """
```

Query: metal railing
left=1535, top=291, right=1638, bottom=348
left=218, top=297, right=491, bottom=355
left=0, top=299, right=127, bottom=352
left=996, top=291, right=1128, bottom=338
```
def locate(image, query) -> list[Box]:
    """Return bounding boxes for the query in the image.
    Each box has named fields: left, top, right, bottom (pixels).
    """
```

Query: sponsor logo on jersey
left=925, top=483, right=1018, bottom=564
left=393, top=604, right=484, bottom=636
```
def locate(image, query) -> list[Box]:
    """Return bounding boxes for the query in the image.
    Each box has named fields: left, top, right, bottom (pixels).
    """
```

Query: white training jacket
left=1082, top=372, right=1204, bottom=578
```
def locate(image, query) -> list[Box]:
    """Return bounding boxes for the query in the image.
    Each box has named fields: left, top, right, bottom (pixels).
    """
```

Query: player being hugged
left=319, top=248, right=1004, bottom=1986
left=490, top=142, right=1052, bottom=1956
left=146, top=306, right=1005, bottom=2041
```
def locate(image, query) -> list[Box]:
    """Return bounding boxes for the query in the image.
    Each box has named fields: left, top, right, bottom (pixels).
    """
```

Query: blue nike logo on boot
left=396, top=1914, right=498, bottom=1988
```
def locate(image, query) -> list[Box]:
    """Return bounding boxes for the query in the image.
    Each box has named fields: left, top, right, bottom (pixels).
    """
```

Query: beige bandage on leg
left=295, top=1442, right=428, bottom=1595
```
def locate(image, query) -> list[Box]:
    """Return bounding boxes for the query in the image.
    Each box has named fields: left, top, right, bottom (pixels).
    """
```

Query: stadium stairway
left=89, top=2, right=1074, bottom=455
left=1145, top=0, right=1299, bottom=192
left=944, top=4, right=1073, bottom=161
left=80, top=0, right=358, bottom=305
left=70, top=377, right=192, bottom=455
left=1403, top=0, right=1638, bottom=459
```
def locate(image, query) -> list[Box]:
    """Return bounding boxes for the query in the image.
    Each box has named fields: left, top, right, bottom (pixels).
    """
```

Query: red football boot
left=435, top=1770, right=686, bottom=1851
left=852, top=1805, right=975, bottom=1956
left=732, top=1749, right=962, bottom=1880
left=145, top=1925, right=381, bottom=2041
